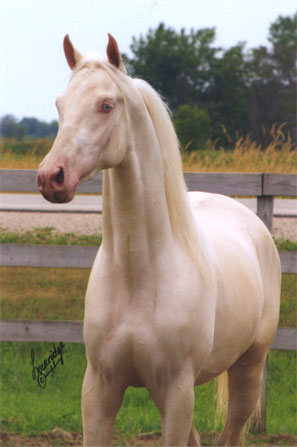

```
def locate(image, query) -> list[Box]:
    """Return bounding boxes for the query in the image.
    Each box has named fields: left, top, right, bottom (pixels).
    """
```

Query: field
left=0, top=126, right=296, bottom=172
left=0, top=135, right=296, bottom=445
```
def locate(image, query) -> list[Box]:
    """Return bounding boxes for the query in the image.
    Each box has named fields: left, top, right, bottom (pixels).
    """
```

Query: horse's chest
left=84, top=292, right=213, bottom=388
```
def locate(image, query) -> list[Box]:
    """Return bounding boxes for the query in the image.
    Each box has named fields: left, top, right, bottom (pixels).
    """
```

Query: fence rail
left=1, top=244, right=296, bottom=274
left=1, top=320, right=296, bottom=350
left=1, top=169, right=297, bottom=195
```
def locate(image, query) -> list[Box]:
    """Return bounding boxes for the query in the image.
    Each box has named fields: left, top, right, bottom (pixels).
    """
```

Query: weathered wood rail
left=1, top=245, right=296, bottom=273
left=1, top=320, right=296, bottom=349
left=1, top=170, right=296, bottom=229
left=0, top=169, right=296, bottom=432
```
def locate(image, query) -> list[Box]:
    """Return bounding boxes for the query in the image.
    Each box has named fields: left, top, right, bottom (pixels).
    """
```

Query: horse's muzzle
left=37, top=165, right=77, bottom=203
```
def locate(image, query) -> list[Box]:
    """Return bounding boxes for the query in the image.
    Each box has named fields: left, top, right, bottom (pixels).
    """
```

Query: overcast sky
left=1, top=0, right=296, bottom=122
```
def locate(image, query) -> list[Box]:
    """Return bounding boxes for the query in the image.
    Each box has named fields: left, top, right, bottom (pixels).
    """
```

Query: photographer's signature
left=31, top=341, right=65, bottom=389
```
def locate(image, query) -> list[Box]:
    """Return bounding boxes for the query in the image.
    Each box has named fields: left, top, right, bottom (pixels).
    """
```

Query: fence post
left=257, top=195, right=274, bottom=231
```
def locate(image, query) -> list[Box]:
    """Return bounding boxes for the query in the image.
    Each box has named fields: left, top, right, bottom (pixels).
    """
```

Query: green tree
left=248, top=13, right=297, bottom=144
left=0, top=115, right=18, bottom=138
left=125, top=23, right=219, bottom=110
left=173, top=105, right=211, bottom=149
left=20, top=117, right=58, bottom=138
left=206, top=44, right=250, bottom=143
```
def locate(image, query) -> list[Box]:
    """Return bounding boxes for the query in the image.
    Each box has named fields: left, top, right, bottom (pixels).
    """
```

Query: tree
left=248, top=13, right=297, bottom=144
left=206, top=44, right=250, bottom=143
left=125, top=23, right=219, bottom=110
left=173, top=105, right=211, bottom=149
left=125, top=24, right=251, bottom=145
left=0, top=115, right=18, bottom=138
left=0, top=115, right=58, bottom=139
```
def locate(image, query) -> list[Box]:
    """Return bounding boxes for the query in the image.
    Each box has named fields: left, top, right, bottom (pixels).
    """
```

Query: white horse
left=37, top=35, right=281, bottom=447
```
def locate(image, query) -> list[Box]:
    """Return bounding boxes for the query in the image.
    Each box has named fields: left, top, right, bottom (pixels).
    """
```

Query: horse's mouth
left=40, top=188, right=76, bottom=204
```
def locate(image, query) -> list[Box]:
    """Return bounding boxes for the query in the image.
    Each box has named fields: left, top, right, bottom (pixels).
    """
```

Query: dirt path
left=1, top=430, right=296, bottom=446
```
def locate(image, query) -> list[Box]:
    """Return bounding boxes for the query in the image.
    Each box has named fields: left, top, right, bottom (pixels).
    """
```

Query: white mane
left=132, top=78, right=212, bottom=281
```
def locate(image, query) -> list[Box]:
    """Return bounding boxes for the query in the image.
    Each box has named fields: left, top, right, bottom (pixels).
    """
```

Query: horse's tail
left=215, top=372, right=229, bottom=429
left=215, top=371, right=262, bottom=431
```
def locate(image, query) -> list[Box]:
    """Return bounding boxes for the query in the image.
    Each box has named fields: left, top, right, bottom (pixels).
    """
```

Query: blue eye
left=102, top=103, right=113, bottom=113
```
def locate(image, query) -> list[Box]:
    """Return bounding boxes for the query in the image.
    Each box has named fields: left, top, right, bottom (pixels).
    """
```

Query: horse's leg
left=150, top=372, right=195, bottom=446
left=217, top=345, right=268, bottom=446
left=82, top=365, right=124, bottom=447
left=187, top=422, right=201, bottom=446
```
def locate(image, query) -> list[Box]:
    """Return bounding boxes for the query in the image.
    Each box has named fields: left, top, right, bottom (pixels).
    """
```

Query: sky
left=1, top=0, right=296, bottom=122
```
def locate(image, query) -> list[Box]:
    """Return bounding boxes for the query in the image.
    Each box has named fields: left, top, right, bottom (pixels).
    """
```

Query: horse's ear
left=63, top=35, right=83, bottom=70
left=107, top=34, right=127, bottom=73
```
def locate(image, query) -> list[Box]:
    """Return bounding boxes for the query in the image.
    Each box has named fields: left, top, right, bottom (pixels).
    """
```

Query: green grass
left=0, top=267, right=87, bottom=320
left=0, top=228, right=295, bottom=252
left=0, top=227, right=101, bottom=246
left=0, top=342, right=85, bottom=434
left=0, top=343, right=296, bottom=437
left=274, top=239, right=297, bottom=251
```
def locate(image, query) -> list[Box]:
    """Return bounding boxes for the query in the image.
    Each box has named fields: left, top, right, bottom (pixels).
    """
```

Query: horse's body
left=37, top=35, right=281, bottom=446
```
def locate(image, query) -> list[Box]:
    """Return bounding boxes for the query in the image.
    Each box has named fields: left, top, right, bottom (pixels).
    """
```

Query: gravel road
left=0, top=212, right=296, bottom=241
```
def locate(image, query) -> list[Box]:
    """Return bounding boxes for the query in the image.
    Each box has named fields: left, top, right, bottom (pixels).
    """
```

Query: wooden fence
left=0, top=169, right=296, bottom=432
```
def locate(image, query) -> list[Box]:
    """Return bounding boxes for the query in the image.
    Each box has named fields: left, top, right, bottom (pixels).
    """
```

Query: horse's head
left=37, top=34, right=128, bottom=203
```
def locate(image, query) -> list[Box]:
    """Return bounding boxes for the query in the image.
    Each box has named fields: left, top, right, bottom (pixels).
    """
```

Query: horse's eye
left=101, top=102, right=113, bottom=113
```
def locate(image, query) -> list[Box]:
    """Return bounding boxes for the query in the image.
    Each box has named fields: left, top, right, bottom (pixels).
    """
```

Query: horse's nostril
left=36, top=173, right=42, bottom=188
left=54, top=167, right=64, bottom=186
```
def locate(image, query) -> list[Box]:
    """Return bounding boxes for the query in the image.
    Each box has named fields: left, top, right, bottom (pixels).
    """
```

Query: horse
left=37, top=34, right=281, bottom=447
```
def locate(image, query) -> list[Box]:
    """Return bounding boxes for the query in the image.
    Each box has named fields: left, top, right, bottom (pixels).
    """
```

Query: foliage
left=125, top=23, right=218, bottom=111
left=125, top=14, right=297, bottom=146
left=173, top=105, right=211, bottom=149
left=0, top=116, right=58, bottom=139
left=248, top=13, right=297, bottom=146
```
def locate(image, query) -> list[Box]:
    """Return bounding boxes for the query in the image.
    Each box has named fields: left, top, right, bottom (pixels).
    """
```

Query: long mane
left=133, top=79, right=211, bottom=281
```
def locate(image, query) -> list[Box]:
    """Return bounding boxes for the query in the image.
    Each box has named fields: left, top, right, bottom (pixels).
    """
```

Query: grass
left=182, top=125, right=297, bottom=173
left=0, top=227, right=295, bottom=250
left=0, top=342, right=296, bottom=438
left=0, top=227, right=102, bottom=246
left=1, top=126, right=296, bottom=172
left=0, top=138, right=51, bottom=169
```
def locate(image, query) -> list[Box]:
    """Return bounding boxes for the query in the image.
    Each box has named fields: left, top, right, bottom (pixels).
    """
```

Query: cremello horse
left=37, top=35, right=281, bottom=447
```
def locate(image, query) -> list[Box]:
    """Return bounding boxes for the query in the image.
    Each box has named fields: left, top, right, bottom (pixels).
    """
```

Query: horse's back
left=189, top=192, right=281, bottom=381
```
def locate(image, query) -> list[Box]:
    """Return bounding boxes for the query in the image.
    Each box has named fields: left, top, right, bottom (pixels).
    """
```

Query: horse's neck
left=102, top=121, right=173, bottom=279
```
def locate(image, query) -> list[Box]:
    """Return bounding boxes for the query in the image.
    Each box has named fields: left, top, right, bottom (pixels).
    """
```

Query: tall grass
left=1, top=125, right=296, bottom=172
left=0, top=138, right=52, bottom=169
left=182, top=125, right=297, bottom=172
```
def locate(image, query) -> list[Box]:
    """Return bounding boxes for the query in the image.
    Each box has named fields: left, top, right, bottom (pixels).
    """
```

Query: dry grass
left=0, top=138, right=51, bottom=169
left=0, top=151, right=44, bottom=169
left=182, top=125, right=297, bottom=173
left=0, top=126, right=296, bottom=172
